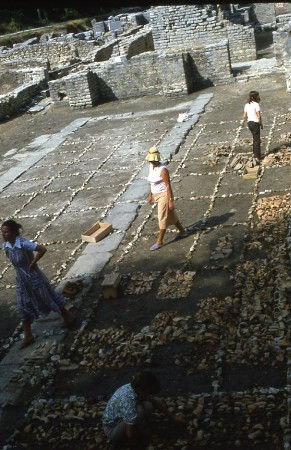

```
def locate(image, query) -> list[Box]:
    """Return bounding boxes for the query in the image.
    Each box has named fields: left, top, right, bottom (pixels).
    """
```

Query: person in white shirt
left=243, top=90, right=263, bottom=163
left=146, top=146, right=187, bottom=251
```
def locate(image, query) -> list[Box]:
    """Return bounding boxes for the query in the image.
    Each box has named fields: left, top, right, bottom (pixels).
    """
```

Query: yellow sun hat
left=145, top=146, right=161, bottom=162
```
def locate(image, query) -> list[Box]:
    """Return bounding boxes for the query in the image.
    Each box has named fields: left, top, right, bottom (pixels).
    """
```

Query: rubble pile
left=230, top=154, right=259, bottom=174
left=173, top=324, right=220, bottom=373
left=256, top=194, right=291, bottom=222
left=203, top=144, right=231, bottom=166
left=123, top=271, right=159, bottom=295
left=195, top=296, right=238, bottom=326
left=76, top=311, right=196, bottom=370
left=225, top=256, right=288, bottom=366
left=157, top=270, right=195, bottom=299
left=262, top=148, right=291, bottom=168
left=8, top=396, right=107, bottom=449
left=210, top=234, right=233, bottom=260
left=10, top=391, right=286, bottom=449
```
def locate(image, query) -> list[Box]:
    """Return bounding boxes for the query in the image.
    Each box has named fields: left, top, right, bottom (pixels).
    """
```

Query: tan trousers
left=154, top=191, right=178, bottom=229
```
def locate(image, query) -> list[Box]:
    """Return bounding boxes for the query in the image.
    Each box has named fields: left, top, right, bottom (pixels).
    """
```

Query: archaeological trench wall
left=149, top=5, right=256, bottom=63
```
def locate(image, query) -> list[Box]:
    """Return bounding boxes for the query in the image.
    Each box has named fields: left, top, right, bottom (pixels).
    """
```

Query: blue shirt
left=3, top=236, right=37, bottom=251
left=103, top=383, right=138, bottom=426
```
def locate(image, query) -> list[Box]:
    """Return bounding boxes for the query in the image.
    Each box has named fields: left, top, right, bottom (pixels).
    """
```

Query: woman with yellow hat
left=146, top=147, right=186, bottom=250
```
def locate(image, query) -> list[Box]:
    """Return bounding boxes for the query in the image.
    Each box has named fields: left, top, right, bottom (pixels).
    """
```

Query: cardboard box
left=242, top=165, right=260, bottom=180
left=242, top=173, right=257, bottom=180
left=81, top=221, right=112, bottom=243
left=101, top=273, right=121, bottom=299
left=246, top=165, right=260, bottom=175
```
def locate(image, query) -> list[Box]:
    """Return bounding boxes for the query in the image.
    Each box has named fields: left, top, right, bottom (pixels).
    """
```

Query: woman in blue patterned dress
left=1, top=219, right=74, bottom=349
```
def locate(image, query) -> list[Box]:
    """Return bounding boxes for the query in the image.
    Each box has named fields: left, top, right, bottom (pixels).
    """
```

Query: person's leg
left=151, top=193, right=167, bottom=249
left=156, top=228, right=166, bottom=246
left=106, top=422, right=127, bottom=444
left=175, top=220, right=185, bottom=234
left=20, top=318, right=34, bottom=348
left=248, top=121, right=261, bottom=162
left=60, top=307, right=75, bottom=327
left=252, top=122, right=261, bottom=162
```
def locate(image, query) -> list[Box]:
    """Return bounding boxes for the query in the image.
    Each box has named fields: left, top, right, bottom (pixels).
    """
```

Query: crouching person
left=102, top=371, right=183, bottom=449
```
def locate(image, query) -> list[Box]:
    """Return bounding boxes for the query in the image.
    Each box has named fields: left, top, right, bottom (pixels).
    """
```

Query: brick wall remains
left=149, top=5, right=256, bottom=64
left=150, top=5, right=226, bottom=51
left=226, top=23, right=257, bottom=62
left=251, top=3, right=276, bottom=25
left=0, top=40, right=97, bottom=70
left=49, top=41, right=233, bottom=108
left=276, top=13, right=291, bottom=27
left=0, top=68, right=47, bottom=94
left=0, top=82, right=41, bottom=120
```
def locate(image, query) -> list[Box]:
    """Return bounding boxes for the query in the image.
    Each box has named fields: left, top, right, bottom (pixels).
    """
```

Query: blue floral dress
left=3, top=236, right=66, bottom=321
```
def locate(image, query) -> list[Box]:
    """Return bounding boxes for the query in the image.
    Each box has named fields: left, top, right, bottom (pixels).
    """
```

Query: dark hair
left=131, top=371, right=161, bottom=395
left=1, top=219, right=22, bottom=236
left=248, top=91, right=260, bottom=103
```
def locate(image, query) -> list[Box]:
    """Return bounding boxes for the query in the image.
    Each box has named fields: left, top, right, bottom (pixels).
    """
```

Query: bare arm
left=257, top=111, right=263, bottom=129
left=29, top=244, right=47, bottom=271
left=161, top=168, right=174, bottom=211
left=243, top=111, right=247, bottom=121
left=148, top=190, right=153, bottom=204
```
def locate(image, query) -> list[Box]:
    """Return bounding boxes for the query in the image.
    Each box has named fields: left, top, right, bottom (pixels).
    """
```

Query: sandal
left=20, top=336, right=35, bottom=350
left=150, top=244, right=162, bottom=251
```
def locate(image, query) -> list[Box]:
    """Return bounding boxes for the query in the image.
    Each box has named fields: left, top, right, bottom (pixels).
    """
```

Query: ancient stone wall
left=48, top=79, right=69, bottom=106
left=0, top=68, right=47, bottom=95
left=251, top=3, right=276, bottom=25
left=226, top=23, right=257, bottom=62
left=273, top=16, right=291, bottom=65
left=92, top=52, right=162, bottom=100
left=0, top=81, right=41, bottom=120
left=276, top=13, right=291, bottom=26
left=150, top=5, right=226, bottom=51
left=49, top=41, right=233, bottom=108
left=186, top=40, right=233, bottom=89
left=273, top=28, right=289, bottom=65
left=119, top=28, right=154, bottom=58
left=149, top=5, right=256, bottom=64
left=0, top=40, right=97, bottom=69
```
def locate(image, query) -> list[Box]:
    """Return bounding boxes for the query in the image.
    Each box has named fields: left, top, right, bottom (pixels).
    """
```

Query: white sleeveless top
left=244, top=101, right=260, bottom=123
left=148, top=163, right=168, bottom=194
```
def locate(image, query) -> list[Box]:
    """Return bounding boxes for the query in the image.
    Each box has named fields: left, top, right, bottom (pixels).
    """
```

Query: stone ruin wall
left=0, top=81, right=42, bottom=120
left=0, top=66, right=47, bottom=120
left=3, top=4, right=290, bottom=118
left=0, top=40, right=97, bottom=70
left=273, top=14, right=291, bottom=83
left=251, top=3, right=276, bottom=25
left=48, top=40, right=233, bottom=109
left=276, top=13, right=291, bottom=27
left=115, top=27, right=154, bottom=59
left=149, top=5, right=256, bottom=63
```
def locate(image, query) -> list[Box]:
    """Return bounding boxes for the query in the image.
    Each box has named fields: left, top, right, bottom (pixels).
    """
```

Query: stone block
left=108, top=20, right=122, bottom=31
left=101, top=273, right=121, bottom=299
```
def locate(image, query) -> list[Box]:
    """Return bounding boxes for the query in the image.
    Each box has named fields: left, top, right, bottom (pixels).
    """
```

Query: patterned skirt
left=15, top=267, right=66, bottom=321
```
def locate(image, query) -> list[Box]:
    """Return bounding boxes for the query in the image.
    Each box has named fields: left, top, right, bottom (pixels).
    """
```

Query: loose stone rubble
left=157, top=270, right=196, bottom=299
